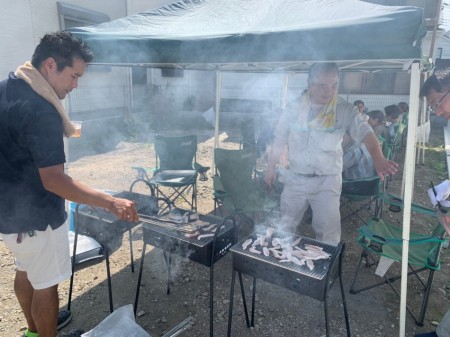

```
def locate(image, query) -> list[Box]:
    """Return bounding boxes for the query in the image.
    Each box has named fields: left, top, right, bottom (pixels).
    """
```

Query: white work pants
left=279, top=172, right=342, bottom=246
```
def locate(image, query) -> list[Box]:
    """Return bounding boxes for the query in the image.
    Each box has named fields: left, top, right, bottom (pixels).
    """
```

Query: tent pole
left=420, top=98, right=426, bottom=164
left=399, top=61, right=420, bottom=337
left=416, top=73, right=429, bottom=166
left=213, top=69, right=222, bottom=171
left=281, top=73, right=291, bottom=109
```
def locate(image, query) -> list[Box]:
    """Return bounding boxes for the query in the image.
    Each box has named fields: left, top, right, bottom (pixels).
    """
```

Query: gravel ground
left=0, top=127, right=449, bottom=337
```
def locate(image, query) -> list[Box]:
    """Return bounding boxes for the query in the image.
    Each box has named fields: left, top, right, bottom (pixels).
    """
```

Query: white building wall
left=436, top=33, right=450, bottom=59
left=0, top=0, right=177, bottom=76
left=0, top=0, right=131, bottom=76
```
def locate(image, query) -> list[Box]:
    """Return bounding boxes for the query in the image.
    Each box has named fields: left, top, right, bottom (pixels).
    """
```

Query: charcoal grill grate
left=227, top=227, right=351, bottom=337
left=231, top=230, right=339, bottom=281
left=140, top=212, right=235, bottom=266
left=229, top=228, right=343, bottom=301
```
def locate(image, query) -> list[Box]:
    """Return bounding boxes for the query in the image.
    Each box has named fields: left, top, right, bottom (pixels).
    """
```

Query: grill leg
left=67, top=228, right=79, bottom=311
left=251, top=277, right=256, bottom=327
left=209, top=260, right=214, bottom=337
left=134, top=243, right=147, bottom=316
left=238, top=272, right=250, bottom=328
left=129, top=228, right=134, bottom=273
left=105, top=248, right=114, bottom=313
left=163, top=250, right=173, bottom=295
left=227, top=270, right=237, bottom=337
left=338, top=246, right=351, bottom=337
left=192, top=183, right=196, bottom=211
left=324, top=298, right=330, bottom=337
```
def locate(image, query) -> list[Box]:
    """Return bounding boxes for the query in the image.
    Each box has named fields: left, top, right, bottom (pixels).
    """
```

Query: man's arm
left=264, top=136, right=286, bottom=187
left=39, top=164, right=138, bottom=221
left=363, top=132, right=398, bottom=181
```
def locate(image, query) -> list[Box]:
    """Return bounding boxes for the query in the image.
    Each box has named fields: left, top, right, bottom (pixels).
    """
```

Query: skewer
left=138, top=216, right=198, bottom=233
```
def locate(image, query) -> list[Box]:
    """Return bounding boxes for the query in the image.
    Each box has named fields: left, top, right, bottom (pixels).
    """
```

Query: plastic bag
left=81, top=304, right=151, bottom=337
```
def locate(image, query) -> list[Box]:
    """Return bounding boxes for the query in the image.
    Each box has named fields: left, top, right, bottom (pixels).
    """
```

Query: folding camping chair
left=349, top=194, right=448, bottom=325
left=390, top=121, right=407, bottom=163
left=130, top=134, right=209, bottom=211
left=213, top=148, right=278, bottom=233
left=340, top=175, right=381, bottom=225
left=378, top=136, right=392, bottom=191
left=239, top=119, right=256, bottom=151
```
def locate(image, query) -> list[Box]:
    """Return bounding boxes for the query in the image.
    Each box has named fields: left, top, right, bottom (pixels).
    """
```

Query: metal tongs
left=431, top=181, right=450, bottom=235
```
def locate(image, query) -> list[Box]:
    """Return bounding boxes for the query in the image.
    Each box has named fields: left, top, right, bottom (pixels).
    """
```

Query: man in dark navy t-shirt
left=0, top=32, right=138, bottom=337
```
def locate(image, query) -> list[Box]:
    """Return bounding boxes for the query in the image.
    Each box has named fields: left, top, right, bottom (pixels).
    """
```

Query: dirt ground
left=1, top=126, right=450, bottom=337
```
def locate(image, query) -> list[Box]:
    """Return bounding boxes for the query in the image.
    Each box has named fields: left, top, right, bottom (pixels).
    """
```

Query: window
left=57, top=2, right=110, bottom=30
left=57, top=2, right=111, bottom=72
left=161, top=68, right=185, bottom=78
left=340, top=71, right=408, bottom=95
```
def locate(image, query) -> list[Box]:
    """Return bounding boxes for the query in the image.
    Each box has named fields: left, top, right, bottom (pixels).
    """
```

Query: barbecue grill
left=134, top=211, right=236, bottom=337
left=68, top=191, right=162, bottom=313
left=227, top=228, right=351, bottom=337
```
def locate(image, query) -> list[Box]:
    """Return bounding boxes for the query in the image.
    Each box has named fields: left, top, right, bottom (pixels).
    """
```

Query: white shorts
left=1, top=222, right=71, bottom=290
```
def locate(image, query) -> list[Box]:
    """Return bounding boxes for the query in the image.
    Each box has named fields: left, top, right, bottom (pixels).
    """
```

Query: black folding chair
left=130, top=134, right=209, bottom=211
left=340, top=175, right=381, bottom=225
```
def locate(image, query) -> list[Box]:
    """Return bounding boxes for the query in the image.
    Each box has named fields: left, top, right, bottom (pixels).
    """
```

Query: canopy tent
left=69, top=0, right=425, bottom=71
left=69, top=1, right=428, bottom=336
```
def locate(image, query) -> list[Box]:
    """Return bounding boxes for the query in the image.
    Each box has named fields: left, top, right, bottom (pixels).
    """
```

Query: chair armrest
left=380, top=193, right=436, bottom=217
left=194, top=162, right=210, bottom=181
left=131, top=166, right=156, bottom=181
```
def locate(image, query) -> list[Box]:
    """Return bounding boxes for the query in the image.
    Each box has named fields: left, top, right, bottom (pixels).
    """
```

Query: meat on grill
left=241, top=228, right=331, bottom=270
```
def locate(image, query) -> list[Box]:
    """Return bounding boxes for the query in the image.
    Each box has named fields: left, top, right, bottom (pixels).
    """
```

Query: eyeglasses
left=429, top=90, right=450, bottom=113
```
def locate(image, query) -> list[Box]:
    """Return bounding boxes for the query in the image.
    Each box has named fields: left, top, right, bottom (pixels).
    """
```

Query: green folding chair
left=349, top=194, right=448, bottom=326
left=213, top=148, right=278, bottom=232
left=391, top=122, right=407, bottom=162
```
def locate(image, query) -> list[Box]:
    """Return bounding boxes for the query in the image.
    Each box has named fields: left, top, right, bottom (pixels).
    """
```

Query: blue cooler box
left=68, top=201, right=77, bottom=232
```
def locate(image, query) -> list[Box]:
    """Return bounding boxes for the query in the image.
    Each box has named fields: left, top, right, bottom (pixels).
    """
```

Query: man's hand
left=428, top=180, right=450, bottom=208
left=109, top=197, right=139, bottom=222
left=264, top=167, right=277, bottom=188
left=374, top=157, right=398, bottom=181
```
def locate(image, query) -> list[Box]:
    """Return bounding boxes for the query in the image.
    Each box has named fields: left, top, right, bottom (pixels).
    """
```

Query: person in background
left=342, top=110, right=385, bottom=180
left=264, top=62, right=397, bottom=245
left=415, top=66, right=450, bottom=337
left=342, top=132, right=376, bottom=179
left=398, top=101, right=409, bottom=123
left=367, top=109, right=386, bottom=137
left=354, top=99, right=368, bottom=121
left=382, top=104, right=401, bottom=143
left=0, top=32, right=138, bottom=337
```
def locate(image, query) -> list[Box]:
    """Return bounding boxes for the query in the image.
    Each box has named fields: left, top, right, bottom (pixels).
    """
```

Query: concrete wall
left=0, top=0, right=177, bottom=74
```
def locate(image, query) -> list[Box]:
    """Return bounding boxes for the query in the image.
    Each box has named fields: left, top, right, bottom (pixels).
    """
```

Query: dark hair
left=354, top=100, right=364, bottom=106
left=308, top=63, right=339, bottom=80
left=368, top=110, right=384, bottom=122
left=398, top=102, right=409, bottom=112
left=384, top=104, right=400, bottom=119
left=420, top=67, right=450, bottom=97
left=31, top=31, right=94, bottom=71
